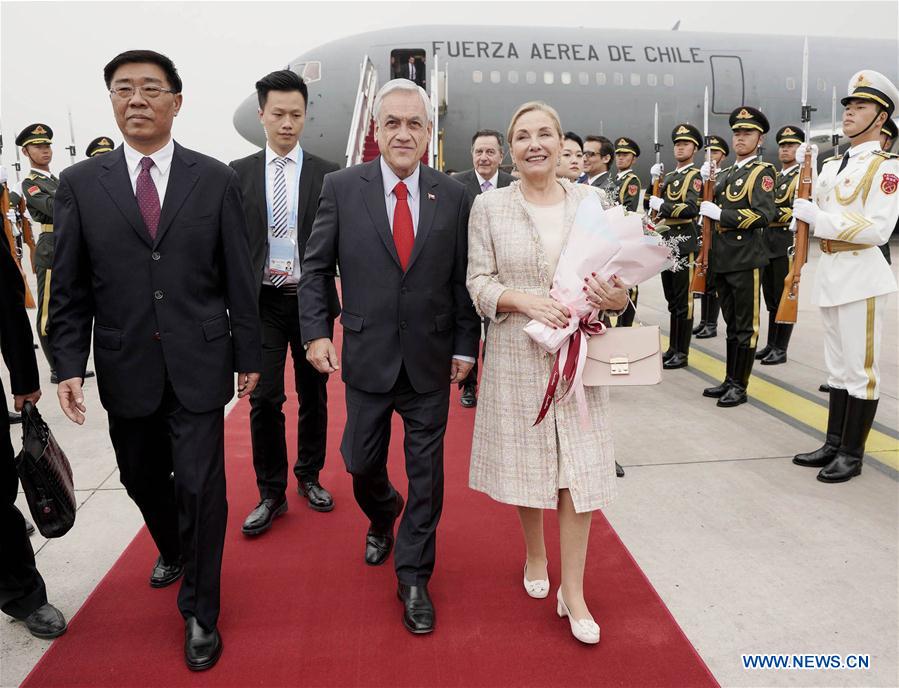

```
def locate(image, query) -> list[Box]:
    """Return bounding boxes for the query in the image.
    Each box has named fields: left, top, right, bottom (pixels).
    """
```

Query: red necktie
left=392, top=181, right=414, bottom=269
left=136, top=157, right=161, bottom=240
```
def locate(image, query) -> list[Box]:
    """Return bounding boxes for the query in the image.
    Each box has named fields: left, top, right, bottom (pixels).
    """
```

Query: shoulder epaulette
left=750, top=160, right=775, bottom=169
left=26, top=172, right=38, bottom=180
left=823, top=155, right=841, bottom=163
left=874, top=150, right=899, bottom=159
left=717, top=166, right=731, bottom=174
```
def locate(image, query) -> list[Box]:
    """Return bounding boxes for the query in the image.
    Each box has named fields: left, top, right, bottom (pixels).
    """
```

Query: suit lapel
left=153, top=142, right=200, bottom=248
left=98, top=147, right=152, bottom=248
left=297, top=153, right=315, bottom=227
left=360, top=159, right=401, bottom=268
left=252, top=150, right=267, bottom=232
left=466, top=172, right=481, bottom=198
left=406, top=166, right=439, bottom=272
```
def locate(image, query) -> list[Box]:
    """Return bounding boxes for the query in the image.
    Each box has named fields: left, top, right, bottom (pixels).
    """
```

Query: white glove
left=795, top=143, right=819, bottom=167
left=650, top=162, right=664, bottom=179
left=648, top=195, right=664, bottom=212
left=6, top=208, right=16, bottom=226
left=700, top=160, right=716, bottom=181
left=0, top=165, right=7, bottom=185
left=792, top=198, right=819, bottom=226
left=789, top=218, right=797, bottom=234
left=699, top=200, right=722, bottom=221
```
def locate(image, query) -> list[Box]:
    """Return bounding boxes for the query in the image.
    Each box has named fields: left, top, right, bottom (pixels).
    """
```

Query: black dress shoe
left=9, top=411, right=23, bottom=424
left=365, top=493, right=404, bottom=566
left=397, top=583, right=435, bottom=634
left=241, top=496, right=287, bottom=536
left=663, top=352, right=688, bottom=369
left=25, top=518, right=35, bottom=536
left=695, top=323, right=717, bottom=339
left=615, top=462, right=625, bottom=477
left=184, top=617, right=223, bottom=671
left=298, top=480, right=334, bottom=512
left=460, top=383, right=477, bottom=408
left=760, top=347, right=787, bottom=365
left=149, top=555, right=184, bottom=588
left=819, top=383, right=832, bottom=393
left=22, top=603, right=67, bottom=639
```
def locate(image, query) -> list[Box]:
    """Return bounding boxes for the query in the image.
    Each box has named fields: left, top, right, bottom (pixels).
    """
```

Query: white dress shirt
left=123, top=138, right=174, bottom=203
left=263, top=142, right=303, bottom=285
left=380, top=157, right=421, bottom=235
left=475, top=170, right=499, bottom=191
left=587, top=171, right=608, bottom=186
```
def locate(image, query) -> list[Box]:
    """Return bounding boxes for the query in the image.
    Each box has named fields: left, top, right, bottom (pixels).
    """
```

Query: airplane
left=233, top=25, right=898, bottom=179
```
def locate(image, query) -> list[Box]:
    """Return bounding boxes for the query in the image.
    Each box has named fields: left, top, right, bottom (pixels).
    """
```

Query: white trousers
left=822, top=295, right=887, bottom=400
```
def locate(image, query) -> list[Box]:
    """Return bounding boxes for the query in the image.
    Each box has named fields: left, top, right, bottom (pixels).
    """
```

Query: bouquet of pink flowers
left=524, top=195, right=673, bottom=425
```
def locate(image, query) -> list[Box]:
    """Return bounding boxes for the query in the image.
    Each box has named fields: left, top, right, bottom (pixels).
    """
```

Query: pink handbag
left=582, top=325, right=662, bottom=386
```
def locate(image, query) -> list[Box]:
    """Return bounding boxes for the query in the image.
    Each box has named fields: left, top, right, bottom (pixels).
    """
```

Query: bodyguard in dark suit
left=450, top=129, right=513, bottom=408
left=300, top=80, right=479, bottom=634
left=50, top=51, right=261, bottom=671
left=230, top=70, right=339, bottom=535
left=0, top=240, right=67, bottom=640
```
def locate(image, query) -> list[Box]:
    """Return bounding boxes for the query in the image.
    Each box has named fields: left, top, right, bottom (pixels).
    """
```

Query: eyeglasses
left=582, top=151, right=599, bottom=158
left=109, top=85, right=176, bottom=99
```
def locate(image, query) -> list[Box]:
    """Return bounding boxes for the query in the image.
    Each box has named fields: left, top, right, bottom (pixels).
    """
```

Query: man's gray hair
left=373, top=79, right=433, bottom=124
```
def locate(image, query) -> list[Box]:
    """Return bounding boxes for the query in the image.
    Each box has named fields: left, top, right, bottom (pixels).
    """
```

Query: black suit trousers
left=250, top=285, right=330, bottom=499
left=342, top=366, right=449, bottom=586
left=715, top=268, right=761, bottom=348
left=108, top=380, right=226, bottom=631
left=0, top=398, right=48, bottom=620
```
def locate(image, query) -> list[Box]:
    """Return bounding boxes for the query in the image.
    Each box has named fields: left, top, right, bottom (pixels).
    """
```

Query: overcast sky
left=1, top=0, right=896, bottom=167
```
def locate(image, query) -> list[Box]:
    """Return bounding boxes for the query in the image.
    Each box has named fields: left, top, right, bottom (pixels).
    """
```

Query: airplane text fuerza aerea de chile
left=431, top=41, right=704, bottom=64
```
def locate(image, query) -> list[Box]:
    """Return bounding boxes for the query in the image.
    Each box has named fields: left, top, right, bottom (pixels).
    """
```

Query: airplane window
left=786, top=77, right=796, bottom=91
left=817, top=78, right=826, bottom=91
left=630, top=73, right=641, bottom=86
left=544, top=71, right=555, bottom=85
left=664, top=74, right=675, bottom=87
left=647, top=74, right=658, bottom=86
left=472, top=70, right=483, bottom=83
left=508, top=70, right=519, bottom=84
left=613, top=72, right=624, bottom=86
left=596, top=72, right=607, bottom=86
left=490, top=70, right=501, bottom=84
left=561, top=72, right=572, bottom=85
left=301, top=62, right=321, bottom=83
left=578, top=72, right=590, bottom=86
left=526, top=71, right=537, bottom=84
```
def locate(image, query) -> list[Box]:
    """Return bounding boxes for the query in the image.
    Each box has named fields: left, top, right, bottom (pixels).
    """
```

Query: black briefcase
left=15, top=401, right=76, bottom=538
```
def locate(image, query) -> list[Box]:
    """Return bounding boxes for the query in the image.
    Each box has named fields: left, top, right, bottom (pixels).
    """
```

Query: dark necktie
left=837, top=152, right=850, bottom=174
left=136, top=157, right=161, bottom=240
left=392, top=182, right=414, bottom=269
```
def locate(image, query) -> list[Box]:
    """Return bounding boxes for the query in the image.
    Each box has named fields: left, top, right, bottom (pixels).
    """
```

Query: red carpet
left=23, top=325, right=718, bottom=688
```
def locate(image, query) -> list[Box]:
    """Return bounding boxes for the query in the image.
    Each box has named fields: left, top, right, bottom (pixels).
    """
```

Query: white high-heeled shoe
left=523, top=561, right=550, bottom=598
left=556, top=588, right=600, bottom=644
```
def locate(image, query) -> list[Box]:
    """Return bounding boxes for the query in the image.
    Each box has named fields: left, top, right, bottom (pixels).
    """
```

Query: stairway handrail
left=345, top=55, right=378, bottom=168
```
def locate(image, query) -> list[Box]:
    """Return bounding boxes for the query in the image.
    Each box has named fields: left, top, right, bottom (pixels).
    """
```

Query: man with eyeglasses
left=451, top=129, right=514, bottom=408
left=50, top=50, right=261, bottom=671
left=582, top=135, right=616, bottom=196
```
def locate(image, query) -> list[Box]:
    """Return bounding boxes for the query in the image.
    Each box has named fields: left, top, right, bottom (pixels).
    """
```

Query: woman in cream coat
left=467, top=101, right=628, bottom=645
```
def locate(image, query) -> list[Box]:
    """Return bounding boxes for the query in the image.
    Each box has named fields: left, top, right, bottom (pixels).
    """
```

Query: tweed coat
left=467, top=179, right=618, bottom=513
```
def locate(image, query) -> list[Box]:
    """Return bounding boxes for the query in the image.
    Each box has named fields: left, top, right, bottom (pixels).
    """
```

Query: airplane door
left=710, top=56, right=744, bottom=114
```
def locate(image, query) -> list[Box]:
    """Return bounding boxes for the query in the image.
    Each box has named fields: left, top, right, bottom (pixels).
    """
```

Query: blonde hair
left=506, top=101, right=564, bottom=146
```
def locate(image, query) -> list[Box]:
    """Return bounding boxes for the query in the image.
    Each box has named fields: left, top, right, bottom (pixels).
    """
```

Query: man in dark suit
left=299, top=79, right=479, bottom=635
left=405, top=56, right=425, bottom=89
left=230, top=70, right=340, bottom=536
left=451, top=129, right=513, bottom=408
left=582, top=135, right=617, bottom=195
left=0, top=235, right=67, bottom=640
left=50, top=50, right=261, bottom=671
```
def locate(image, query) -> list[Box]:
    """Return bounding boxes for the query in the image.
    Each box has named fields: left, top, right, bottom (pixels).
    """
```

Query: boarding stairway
left=345, top=54, right=447, bottom=169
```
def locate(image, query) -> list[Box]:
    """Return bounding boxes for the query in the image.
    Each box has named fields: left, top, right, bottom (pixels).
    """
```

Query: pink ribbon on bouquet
left=533, top=310, right=605, bottom=429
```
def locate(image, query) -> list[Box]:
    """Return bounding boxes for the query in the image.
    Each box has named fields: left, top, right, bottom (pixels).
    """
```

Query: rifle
left=830, top=87, right=840, bottom=155
left=650, top=102, right=661, bottom=221
left=13, top=145, right=38, bottom=275
left=1, top=128, right=36, bottom=307
left=691, top=87, right=715, bottom=295
left=775, top=38, right=814, bottom=325
left=66, top=107, right=78, bottom=166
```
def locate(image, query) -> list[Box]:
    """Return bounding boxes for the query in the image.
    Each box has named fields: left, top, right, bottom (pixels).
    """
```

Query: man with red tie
left=299, top=79, right=479, bottom=635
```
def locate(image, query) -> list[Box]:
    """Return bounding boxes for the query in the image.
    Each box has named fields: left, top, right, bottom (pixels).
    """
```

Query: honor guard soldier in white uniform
left=756, top=125, right=804, bottom=365
left=792, top=70, right=899, bottom=483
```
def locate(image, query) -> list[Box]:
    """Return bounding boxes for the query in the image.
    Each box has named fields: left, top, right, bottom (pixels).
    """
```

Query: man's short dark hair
left=585, top=135, right=614, bottom=159
left=255, top=69, right=308, bottom=109
left=104, top=50, right=182, bottom=93
left=563, top=131, right=584, bottom=150
left=471, top=129, right=504, bottom=149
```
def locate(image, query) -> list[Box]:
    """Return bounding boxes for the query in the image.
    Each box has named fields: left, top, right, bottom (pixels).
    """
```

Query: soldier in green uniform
left=84, top=136, right=115, bottom=158
left=693, top=135, right=729, bottom=339
left=648, top=123, right=703, bottom=369
left=698, top=107, right=777, bottom=407
left=613, top=136, right=642, bottom=327
left=756, top=125, right=804, bottom=365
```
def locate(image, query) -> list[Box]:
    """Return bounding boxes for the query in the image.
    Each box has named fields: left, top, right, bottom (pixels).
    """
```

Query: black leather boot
left=703, top=339, right=736, bottom=398
left=817, top=397, right=878, bottom=483
left=761, top=323, right=793, bottom=366
left=793, top=388, right=849, bottom=467
left=663, top=315, right=677, bottom=362
left=693, top=294, right=707, bottom=335
left=755, top=312, right=776, bottom=360
left=664, top=318, right=692, bottom=369
left=717, top=346, right=755, bottom=407
left=696, top=294, right=719, bottom=338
